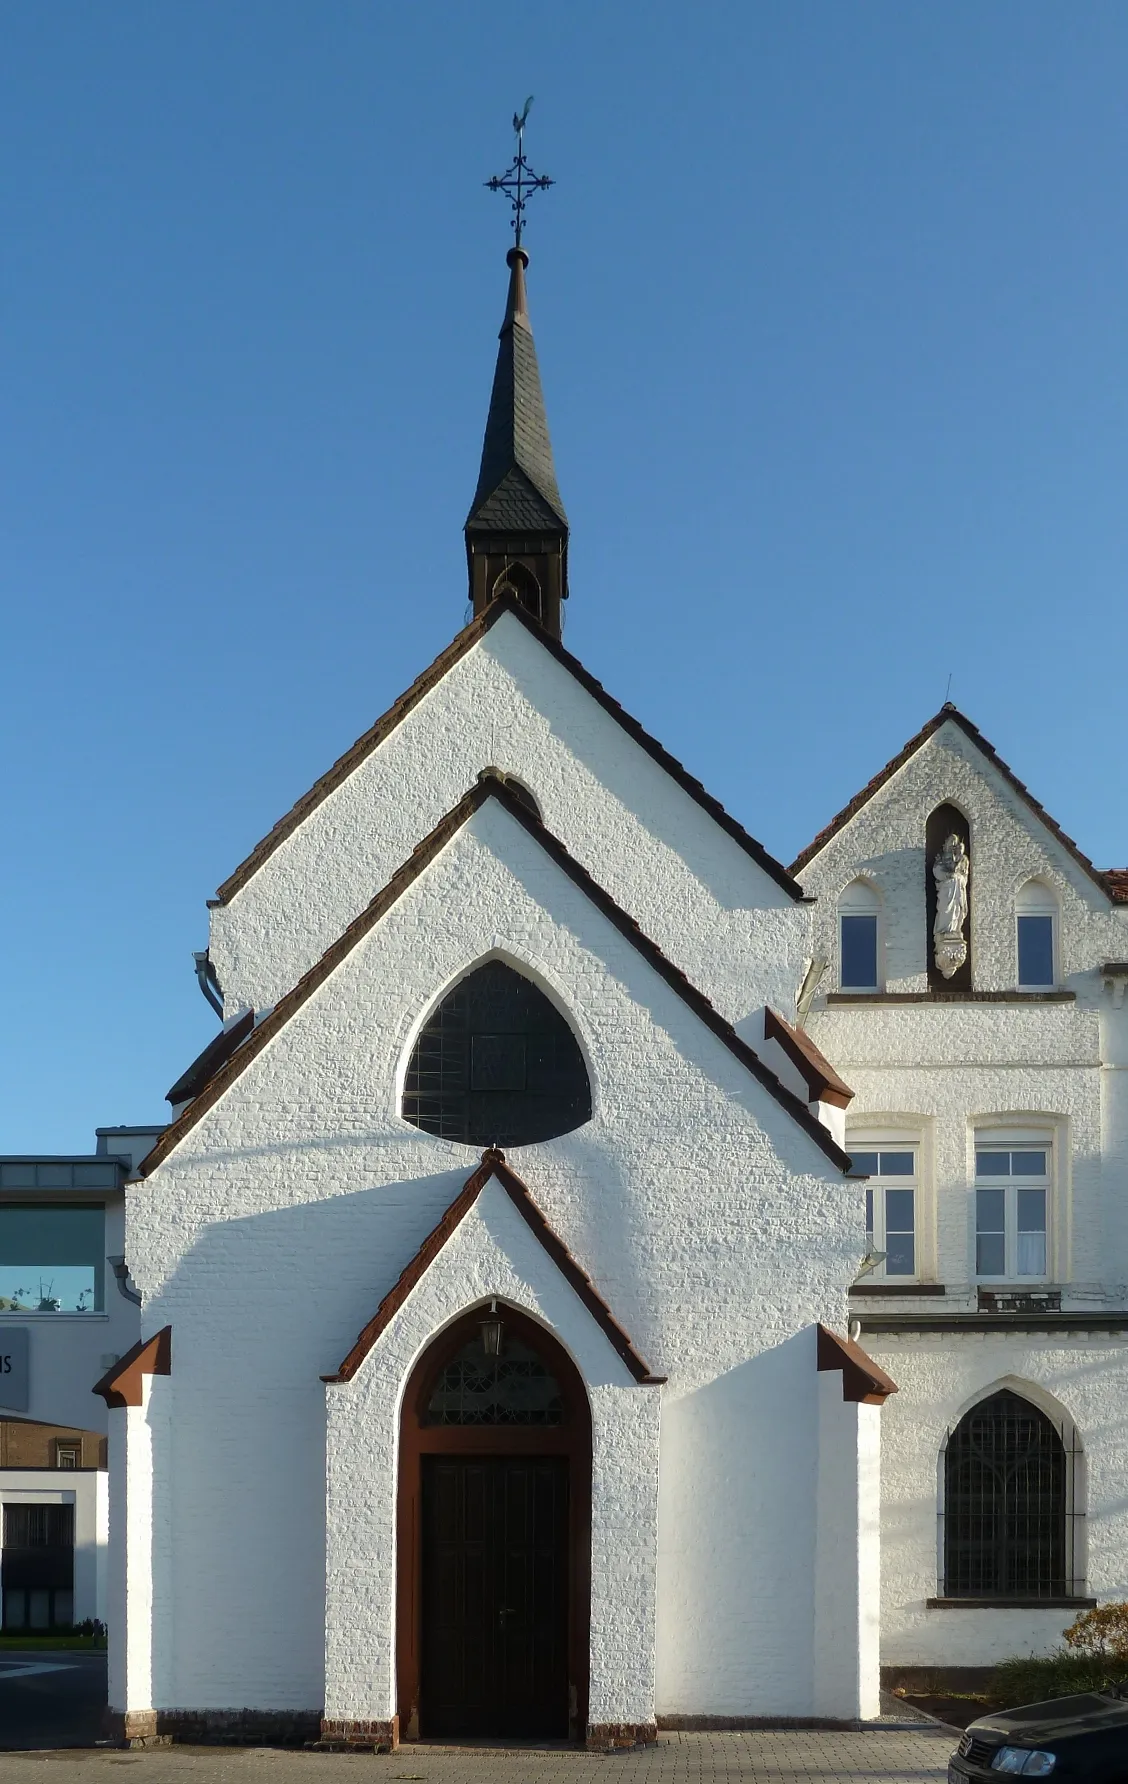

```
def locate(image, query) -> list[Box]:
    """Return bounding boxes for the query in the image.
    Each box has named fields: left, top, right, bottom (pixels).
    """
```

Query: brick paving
left=0, top=1728, right=954, bottom=1783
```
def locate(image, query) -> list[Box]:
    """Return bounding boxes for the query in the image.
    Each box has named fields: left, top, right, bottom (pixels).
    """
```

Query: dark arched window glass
left=403, top=962, right=592, bottom=1147
left=424, top=1331, right=564, bottom=1427
left=944, top=1390, right=1069, bottom=1599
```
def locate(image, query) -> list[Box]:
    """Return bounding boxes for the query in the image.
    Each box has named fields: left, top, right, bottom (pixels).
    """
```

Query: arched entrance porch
left=396, top=1304, right=592, bottom=1742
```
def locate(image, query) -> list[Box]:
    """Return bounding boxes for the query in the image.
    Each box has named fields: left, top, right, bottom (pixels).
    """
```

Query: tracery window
left=943, top=1390, right=1074, bottom=1599
left=423, top=1332, right=564, bottom=1426
left=402, top=961, right=592, bottom=1147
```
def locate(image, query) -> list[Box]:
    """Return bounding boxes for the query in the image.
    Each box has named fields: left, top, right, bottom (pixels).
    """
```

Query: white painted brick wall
left=130, top=799, right=865, bottom=1717
left=798, top=715, right=1128, bottom=1667
left=207, top=612, right=810, bottom=1035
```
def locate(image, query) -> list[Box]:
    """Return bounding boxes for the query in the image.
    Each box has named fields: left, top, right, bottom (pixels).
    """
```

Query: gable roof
left=323, top=1149, right=661, bottom=1386
left=816, top=1323, right=897, bottom=1405
left=143, top=774, right=852, bottom=1179
left=213, top=592, right=804, bottom=906
left=791, top=702, right=1128, bottom=904
left=165, top=1009, right=254, bottom=1107
left=763, top=1008, right=854, bottom=1110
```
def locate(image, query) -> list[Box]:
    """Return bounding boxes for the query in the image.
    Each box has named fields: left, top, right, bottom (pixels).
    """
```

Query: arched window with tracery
left=403, top=961, right=592, bottom=1147
left=943, top=1389, right=1081, bottom=1600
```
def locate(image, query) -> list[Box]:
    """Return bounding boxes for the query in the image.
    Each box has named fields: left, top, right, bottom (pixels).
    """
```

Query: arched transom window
left=424, top=1330, right=564, bottom=1426
left=838, top=880, right=881, bottom=991
left=943, top=1389, right=1077, bottom=1600
left=403, top=961, right=592, bottom=1147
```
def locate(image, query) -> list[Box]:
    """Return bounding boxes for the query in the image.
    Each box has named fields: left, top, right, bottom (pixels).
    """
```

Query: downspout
left=192, top=950, right=223, bottom=1018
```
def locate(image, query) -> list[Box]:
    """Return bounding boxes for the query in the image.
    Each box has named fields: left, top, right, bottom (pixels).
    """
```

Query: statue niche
left=926, top=804, right=972, bottom=991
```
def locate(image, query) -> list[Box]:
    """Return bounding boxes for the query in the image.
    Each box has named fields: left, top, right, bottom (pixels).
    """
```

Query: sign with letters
left=0, top=1328, right=29, bottom=1413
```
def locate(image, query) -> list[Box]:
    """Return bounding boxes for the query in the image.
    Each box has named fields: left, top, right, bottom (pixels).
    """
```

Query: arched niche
left=492, top=561, right=543, bottom=623
left=402, top=960, right=592, bottom=1148
left=396, top=1304, right=592, bottom=1742
left=926, top=803, right=972, bottom=992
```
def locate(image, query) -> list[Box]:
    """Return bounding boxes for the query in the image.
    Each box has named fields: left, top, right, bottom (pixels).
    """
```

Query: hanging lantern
left=480, top=1306, right=504, bottom=1357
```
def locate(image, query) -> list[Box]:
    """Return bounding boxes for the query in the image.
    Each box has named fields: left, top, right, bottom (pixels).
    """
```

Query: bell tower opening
left=491, top=561, right=543, bottom=623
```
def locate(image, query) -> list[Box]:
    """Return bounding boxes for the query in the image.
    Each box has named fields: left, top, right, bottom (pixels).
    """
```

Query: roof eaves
left=141, top=776, right=851, bottom=1179
left=323, top=1149, right=662, bottom=1386
left=791, top=704, right=1119, bottom=905
left=214, top=595, right=804, bottom=907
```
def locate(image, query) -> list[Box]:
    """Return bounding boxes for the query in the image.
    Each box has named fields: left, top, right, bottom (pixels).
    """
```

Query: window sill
left=827, top=991, right=1076, bottom=1004
left=0, top=1311, right=109, bottom=1321
left=849, top=1283, right=947, bottom=1297
left=927, top=1597, right=1095, bottom=1611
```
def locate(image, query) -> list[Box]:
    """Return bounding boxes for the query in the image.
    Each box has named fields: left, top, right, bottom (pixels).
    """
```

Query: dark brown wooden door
left=421, top=1455, right=569, bottom=1739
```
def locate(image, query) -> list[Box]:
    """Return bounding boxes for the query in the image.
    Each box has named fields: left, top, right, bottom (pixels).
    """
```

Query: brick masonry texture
left=799, top=713, right=1128, bottom=1666
left=130, top=795, right=865, bottom=1723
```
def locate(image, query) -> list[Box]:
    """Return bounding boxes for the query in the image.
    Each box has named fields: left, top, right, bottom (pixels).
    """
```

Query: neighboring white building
left=794, top=709, right=1128, bottom=1675
left=0, top=1128, right=153, bottom=1629
left=49, top=241, right=1126, bottom=1746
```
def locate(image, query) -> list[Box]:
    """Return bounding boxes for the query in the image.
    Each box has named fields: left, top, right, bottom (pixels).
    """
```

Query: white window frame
left=838, top=880, right=882, bottom=993
left=1015, top=880, right=1059, bottom=991
left=973, top=1130, right=1054, bottom=1283
left=849, top=1124, right=928, bottom=1282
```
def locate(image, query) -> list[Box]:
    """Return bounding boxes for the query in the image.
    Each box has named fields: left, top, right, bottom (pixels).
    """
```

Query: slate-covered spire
left=465, top=246, right=569, bottom=638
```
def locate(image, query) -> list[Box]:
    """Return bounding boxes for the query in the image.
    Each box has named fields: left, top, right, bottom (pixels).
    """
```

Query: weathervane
left=485, top=97, right=554, bottom=248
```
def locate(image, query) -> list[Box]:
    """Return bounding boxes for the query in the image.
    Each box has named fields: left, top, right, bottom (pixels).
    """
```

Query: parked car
left=949, top=1691, right=1128, bottom=1780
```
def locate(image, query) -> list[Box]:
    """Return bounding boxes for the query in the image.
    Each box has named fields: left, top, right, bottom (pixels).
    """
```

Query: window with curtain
left=975, top=1146, right=1050, bottom=1279
left=851, top=1145, right=918, bottom=1277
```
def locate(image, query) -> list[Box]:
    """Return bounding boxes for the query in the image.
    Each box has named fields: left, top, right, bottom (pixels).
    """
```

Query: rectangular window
left=1018, top=915, right=1055, bottom=988
left=852, top=1147, right=917, bottom=1277
left=840, top=915, right=878, bottom=990
left=0, top=1205, right=105, bottom=1313
left=975, top=1148, right=1049, bottom=1279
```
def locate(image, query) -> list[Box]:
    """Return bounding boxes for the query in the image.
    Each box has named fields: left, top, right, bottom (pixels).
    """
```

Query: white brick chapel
left=95, top=240, right=1128, bottom=1748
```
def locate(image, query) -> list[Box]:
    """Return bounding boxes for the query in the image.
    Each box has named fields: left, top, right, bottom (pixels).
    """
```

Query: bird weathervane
left=485, top=97, right=554, bottom=249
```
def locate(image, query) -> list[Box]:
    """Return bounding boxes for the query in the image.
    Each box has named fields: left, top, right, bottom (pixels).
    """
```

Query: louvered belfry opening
left=403, top=962, right=591, bottom=1147
left=943, top=1389, right=1080, bottom=1599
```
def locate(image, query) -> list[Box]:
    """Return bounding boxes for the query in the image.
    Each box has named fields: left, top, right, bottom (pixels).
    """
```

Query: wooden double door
left=420, top=1455, right=570, bottom=1740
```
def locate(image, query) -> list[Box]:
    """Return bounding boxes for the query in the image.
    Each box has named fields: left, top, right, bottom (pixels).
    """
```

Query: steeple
left=465, top=246, right=568, bottom=637
left=467, top=106, right=568, bottom=638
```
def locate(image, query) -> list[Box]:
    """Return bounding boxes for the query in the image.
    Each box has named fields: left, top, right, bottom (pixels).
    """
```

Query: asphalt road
left=0, top=1651, right=106, bottom=1749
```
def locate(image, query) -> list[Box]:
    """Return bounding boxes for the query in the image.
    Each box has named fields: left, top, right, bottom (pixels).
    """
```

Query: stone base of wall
left=315, top=1717, right=399, bottom=1752
left=587, top=1722, right=657, bottom=1749
left=104, top=1709, right=322, bottom=1747
left=657, top=1715, right=868, bottom=1732
left=881, top=1665, right=998, bottom=1695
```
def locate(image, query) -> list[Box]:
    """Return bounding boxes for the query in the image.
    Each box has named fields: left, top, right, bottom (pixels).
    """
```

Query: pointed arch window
left=942, top=1389, right=1082, bottom=1600
left=492, top=562, right=543, bottom=623
left=1016, top=881, right=1058, bottom=989
left=403, top=961, right=592, bottom=1147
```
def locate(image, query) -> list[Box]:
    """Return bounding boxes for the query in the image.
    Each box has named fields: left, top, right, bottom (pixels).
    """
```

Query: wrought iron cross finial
left=484, top=96, right=554, bottom=248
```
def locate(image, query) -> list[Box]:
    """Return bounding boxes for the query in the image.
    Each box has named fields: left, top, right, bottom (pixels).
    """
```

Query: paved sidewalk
left=0, top=1728, right=954, bottom=1782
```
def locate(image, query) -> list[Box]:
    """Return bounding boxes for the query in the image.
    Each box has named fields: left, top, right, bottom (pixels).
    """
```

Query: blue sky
left=3, top=3, right=1126, bottom=1151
